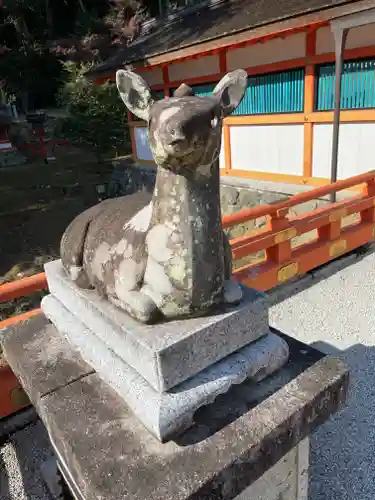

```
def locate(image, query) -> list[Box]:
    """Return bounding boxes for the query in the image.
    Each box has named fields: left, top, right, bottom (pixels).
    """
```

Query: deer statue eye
left=211, top=116, right=219, bottom=128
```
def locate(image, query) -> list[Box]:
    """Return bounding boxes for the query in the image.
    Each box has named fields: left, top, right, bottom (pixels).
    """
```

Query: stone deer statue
left=60, top=68, right=248, bottom=323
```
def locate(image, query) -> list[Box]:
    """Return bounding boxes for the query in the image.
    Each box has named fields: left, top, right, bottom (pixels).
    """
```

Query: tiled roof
left=89, top=0, right=360, bottom=76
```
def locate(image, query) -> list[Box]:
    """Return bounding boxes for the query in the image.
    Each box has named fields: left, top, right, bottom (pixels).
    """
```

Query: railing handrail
left=230, top=192, right=373, bottom=261
left=222, top=170, right=375, bottom=229
left=0, top=272, right=47, bottom=303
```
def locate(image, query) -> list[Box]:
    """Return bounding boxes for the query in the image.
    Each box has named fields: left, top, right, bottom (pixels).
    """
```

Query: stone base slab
left=44, top=259, right=269, bottom=392
left=52, top=438, right=309, bottom=500
left=0, top=314, right=349, bottom=500
left=237, top=438, right=309, bottom=500
left=42, top=294, right=289, bottom=442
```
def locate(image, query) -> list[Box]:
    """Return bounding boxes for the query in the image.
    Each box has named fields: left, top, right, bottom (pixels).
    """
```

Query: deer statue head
left=116, top=69, right=247, bottom=176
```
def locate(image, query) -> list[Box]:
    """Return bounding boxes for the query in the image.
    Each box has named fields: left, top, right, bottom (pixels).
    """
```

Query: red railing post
left=265, top=209, right=294, bottom=264
left=361, top=179, right=375, bottom=224
left=318, top=216, right=342, bottom=242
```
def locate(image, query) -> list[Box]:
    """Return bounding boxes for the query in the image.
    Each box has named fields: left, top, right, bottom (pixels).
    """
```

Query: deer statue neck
left=149, top=159, right=225, bottom=309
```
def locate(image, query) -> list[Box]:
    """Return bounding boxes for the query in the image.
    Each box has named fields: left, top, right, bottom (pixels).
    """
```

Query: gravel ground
left=270, top=248, right=375, bottom=500
left=0, top=249, right=374, bottom=499
left=0, top=420, right=52, bottom=500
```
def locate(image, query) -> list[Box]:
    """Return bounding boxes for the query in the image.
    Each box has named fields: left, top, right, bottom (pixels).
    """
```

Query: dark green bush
left=58, top=62, right=130, bottom=162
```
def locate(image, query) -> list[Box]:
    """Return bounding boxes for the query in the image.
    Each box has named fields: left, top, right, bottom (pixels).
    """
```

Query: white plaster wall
left=219, top=130, right=225, bottom=170
left=134, top=127, right=153, bottom=161
left=136, top=67, right=163, bottom=86
left=168, top=55, right=220, bottom=82
left=227, top=33, right=306, bottom=71
left=312, top=123, right=375, bottom=179
left=316, top=24, right=375, bottom=54
left=230, top=124, right=304, bottom=175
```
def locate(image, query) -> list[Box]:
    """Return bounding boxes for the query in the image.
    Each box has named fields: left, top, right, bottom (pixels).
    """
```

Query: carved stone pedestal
left=40, top=259, right=290, bottom=441
left=1, top=314, right=349, bottom=500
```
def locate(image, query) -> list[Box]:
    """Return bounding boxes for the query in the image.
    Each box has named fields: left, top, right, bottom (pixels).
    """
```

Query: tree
left=0, top=0, right=63, bottom=110
left=105, top=0, right=162, bottom=45
left=58, top=61, right=130, bottom=162
left=0, top=0, right=162, bottom=111
left=0, top=41, right=63, bottom=111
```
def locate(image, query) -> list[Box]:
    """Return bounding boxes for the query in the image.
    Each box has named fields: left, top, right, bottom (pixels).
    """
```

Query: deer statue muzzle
left=60, top=68, right=248, bottom=323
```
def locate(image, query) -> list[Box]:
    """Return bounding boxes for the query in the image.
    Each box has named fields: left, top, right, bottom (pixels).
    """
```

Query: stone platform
left=44, top=260, right=269, bottom=392
left=41, top=294, right=288, bottom=441
left=0, top=314, right=349, bottom=500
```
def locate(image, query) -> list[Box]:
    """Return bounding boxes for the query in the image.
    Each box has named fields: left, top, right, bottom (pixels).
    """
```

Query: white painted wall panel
left=227, top=33, right=306, bottom=71
left=168, top=55, right=219, bottom=82
left=136, top=67, right=163, bottom=86
left=230, top=124, right=304, bottom=175
left=312, top=123, right=375, bottom=179
left=134, top=127, right=153, bottom=161
left=316, top=24, right=375, bottom=54
left=219, top=130, right=225, bottom=170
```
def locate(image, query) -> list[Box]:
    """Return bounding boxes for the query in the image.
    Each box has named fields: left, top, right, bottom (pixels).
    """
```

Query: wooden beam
left=223, top=125, right=231, bottom=173
left=219, top=49, right=227, bottom=74
left=162, top=64, right=170, bottom=97
left=303, top=29, right=317, bottom=178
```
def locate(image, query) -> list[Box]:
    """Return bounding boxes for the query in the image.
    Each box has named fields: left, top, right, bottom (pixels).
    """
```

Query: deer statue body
left=60, top=69, right=248, bottom=323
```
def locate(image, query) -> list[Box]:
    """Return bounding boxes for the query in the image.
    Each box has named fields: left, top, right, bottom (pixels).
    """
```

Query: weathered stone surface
left=4, top=317, right=348, bottom=500
left=44, top=259, right=269, bottom=392
left=59, top=69, right=248, bottom=324
left=0, top=314, right=93, bottom=406
left=237, top=438, right=309, bottom=500
left=53, top=439, right=310, bottom=500
left=221, top=185, right=239, bottom=205
left=42, top=293, right=288, bottom=441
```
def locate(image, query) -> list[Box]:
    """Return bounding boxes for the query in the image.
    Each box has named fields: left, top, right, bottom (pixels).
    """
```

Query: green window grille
left=171, top=69, right=304, bottom=115
left=234, top=69, right=305, bottom=115
left=169, top=83, right=216, bottom=97
left=190, top=83, right=217, bottom=97
left=316, top=58, right=375, bottom=111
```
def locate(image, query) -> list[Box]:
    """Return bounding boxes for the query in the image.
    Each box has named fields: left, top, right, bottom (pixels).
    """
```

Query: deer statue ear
left=116, top=70, right=153, bottom=121
left=213, top=69, right=248, bottom=117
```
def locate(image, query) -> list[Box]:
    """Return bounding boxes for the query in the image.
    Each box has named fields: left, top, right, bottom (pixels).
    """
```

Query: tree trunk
left=45, top=0, right=54, bottom=37
left=20, top=92, right=29, bottom=115
left=78, top=0, right=86, bottom=12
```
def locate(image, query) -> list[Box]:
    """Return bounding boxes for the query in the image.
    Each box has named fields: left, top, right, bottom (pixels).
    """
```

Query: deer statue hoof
left=223, top=279, right=243, bottom=305
left=109, top=290, right=160, bottom=324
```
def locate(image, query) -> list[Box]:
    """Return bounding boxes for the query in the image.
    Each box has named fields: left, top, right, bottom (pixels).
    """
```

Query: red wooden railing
left=224, top=170, right=375, bottom=290
left=0, top=273, right=47, bottom=330
left=1, top=169, right=375, bottom=418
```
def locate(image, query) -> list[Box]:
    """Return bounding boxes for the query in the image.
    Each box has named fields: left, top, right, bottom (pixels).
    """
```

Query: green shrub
left=58, top=62, right=130, bottom=162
